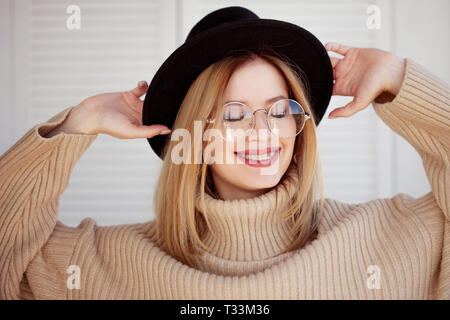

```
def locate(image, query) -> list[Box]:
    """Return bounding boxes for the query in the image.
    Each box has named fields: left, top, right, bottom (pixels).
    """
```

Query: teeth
left=243, top=150, right=277, bottom=161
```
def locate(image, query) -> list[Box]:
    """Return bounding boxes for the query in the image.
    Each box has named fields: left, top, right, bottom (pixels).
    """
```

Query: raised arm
left=0, top=106, right=98, bottom=299
left=0, top=81, right=171, bottom=299
left=324, top=42, right=449, bottom=299
left=371, top=58, right=449, bottom=299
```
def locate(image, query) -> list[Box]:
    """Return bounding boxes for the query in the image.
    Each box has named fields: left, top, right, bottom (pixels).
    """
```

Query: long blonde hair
left=154, top=47, right=325, bottom=267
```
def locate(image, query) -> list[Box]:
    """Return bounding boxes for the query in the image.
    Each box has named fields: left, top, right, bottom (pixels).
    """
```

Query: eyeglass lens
left=221, top=99, right=306, bottom=140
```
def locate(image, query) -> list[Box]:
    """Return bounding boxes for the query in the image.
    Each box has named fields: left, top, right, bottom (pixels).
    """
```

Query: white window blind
left=180, top=0, right=396, bottom=204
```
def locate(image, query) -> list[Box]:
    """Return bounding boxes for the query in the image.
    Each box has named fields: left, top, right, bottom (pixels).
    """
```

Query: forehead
left=223, top=58, right=289, bottom=103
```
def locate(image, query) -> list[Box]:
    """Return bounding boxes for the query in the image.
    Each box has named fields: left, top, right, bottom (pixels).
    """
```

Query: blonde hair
left=154, top=47, right=325, bottom=267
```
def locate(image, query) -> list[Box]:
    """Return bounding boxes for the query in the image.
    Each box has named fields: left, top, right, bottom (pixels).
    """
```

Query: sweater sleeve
left=371, top=58, right=449, bottom=299
left=0, top=106, right=98, bottom=299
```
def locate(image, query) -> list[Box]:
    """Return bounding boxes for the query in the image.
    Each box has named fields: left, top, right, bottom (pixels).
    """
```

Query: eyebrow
left=224, top=95, right=288, bottom=106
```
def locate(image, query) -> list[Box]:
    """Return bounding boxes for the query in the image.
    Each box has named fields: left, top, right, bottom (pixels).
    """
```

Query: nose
left=250, top=109, right=271, bottom=137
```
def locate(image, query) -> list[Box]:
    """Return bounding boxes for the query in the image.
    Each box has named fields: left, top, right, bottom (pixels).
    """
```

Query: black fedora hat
left=142, top=6, right=333, bottom=159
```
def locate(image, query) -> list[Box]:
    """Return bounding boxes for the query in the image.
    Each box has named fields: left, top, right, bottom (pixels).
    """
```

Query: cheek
left=281, top=138, right=295, bottom=160
left=202, top=134, right=236, bottom=164
left=204, top=138, right=239, bottom=165
left=220, top=140, right=236, bottom=163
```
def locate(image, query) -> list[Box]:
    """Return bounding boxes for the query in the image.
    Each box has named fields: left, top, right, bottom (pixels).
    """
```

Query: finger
left=129, top=81, right=148, bottom=98
left=122, top=91, right=143, bottom=112
left=329, top=56, right=340, bottom=68
left=126, top=124, right=171, bottom=139
left=325, top=42, right=351, bottom=56
left=136, top=99, right=144, bottom=110
left=328, top=57, right=338, bottom=81
left=328, top=97, right=369, bottom=118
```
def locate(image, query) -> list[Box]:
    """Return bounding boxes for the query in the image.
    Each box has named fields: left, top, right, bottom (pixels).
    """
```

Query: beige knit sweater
left=0, top=58, right=448, bottom=300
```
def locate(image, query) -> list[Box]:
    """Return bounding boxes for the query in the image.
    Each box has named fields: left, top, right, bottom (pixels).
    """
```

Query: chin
left=242, top=173, right=282, bottom=190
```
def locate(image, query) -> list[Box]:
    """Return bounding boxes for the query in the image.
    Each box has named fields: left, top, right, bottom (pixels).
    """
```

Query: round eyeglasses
left=205, top=98, right=311, bottom=141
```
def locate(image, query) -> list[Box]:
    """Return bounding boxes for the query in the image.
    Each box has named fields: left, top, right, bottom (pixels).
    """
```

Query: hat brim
left=143, top=18, right=333, bottom=159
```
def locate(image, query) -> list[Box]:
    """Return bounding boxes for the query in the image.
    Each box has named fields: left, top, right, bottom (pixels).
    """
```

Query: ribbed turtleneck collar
left=193, top=164, right=300, bottom=275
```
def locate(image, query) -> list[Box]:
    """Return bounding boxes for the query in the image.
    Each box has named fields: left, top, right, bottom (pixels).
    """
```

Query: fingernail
left=138, top=81, right=147, bottom=88
left=160, top=129, right=171, bottom=135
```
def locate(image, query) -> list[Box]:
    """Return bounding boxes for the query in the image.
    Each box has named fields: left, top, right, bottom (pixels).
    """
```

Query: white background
left=0, top=0, right=448, bottom=226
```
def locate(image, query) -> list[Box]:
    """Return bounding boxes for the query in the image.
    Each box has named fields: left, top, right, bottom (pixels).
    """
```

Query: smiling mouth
left=234, top=147, right=281, bottom=167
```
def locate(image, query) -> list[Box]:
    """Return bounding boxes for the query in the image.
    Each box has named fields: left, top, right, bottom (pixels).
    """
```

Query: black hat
left=143, top=6, right=333, bottom=159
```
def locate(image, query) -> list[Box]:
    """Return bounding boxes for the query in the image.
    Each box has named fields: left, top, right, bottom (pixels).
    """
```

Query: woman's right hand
left=46, top=81, right=171, bottom=139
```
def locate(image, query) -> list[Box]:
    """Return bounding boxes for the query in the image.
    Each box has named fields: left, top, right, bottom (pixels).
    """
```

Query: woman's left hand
left=324, top=42, right=406, bottom=118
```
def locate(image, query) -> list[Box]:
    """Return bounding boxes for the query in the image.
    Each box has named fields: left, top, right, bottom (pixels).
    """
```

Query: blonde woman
left=0, top=7, right=448, bottom=300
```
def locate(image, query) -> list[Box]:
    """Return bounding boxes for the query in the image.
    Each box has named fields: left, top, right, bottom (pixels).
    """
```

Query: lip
left=235, top=146, right=280, bottom=156
left=234, top=147, right=281, bottom=167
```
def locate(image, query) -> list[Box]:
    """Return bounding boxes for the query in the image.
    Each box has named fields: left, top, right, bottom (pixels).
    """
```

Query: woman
left=0, top=7, right=448, bottom=299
